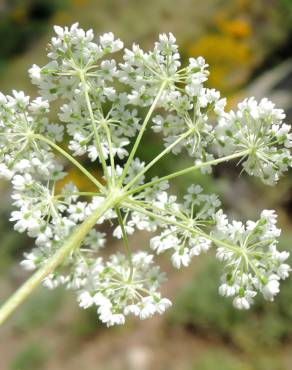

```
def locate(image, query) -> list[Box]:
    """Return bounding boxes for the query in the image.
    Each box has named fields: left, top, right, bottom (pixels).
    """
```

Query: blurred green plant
left=0, top=0, right=70, bottom=74
left=13, top=286, right=64, bottom=332
left=280, top=0, right=292, bottom=13
left=190, top=347, right=287, bottom=370
left=70, top=305, right=103, bottom=338
left=190, top=349, right=248, bottom=370
left=0, top=231, right=27, bottom=274
left=170, top=252, right=292, bottom=352
left=10, top=342, right=48, bottom=370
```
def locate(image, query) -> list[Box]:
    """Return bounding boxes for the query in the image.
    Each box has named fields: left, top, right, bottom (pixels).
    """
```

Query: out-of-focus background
left=1, top=0, right=292, bottom=369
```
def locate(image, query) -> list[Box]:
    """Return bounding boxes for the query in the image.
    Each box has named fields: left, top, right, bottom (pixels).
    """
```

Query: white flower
left=83, top=229, right=106, bottom=250
left=261, top=275, right=280, bottom=301
left=150, top=231, right=178, bottom=254
left=190, top=237, right=211, bottom=256
left=215, top=97, right=292, bottom=185
left=8, top=90, right=30, bottom=109
left=0, top=164, right=13, bottom=180
left=219, top=283, right=238, bottom=298
left=78, top=292, right=94, bottom=309
left=277, top=264, right=291, bottom=279
left=20, top=252, right=39, bottom=271
left=113, top=224, right=135, bottom=239
left=100, top=311, right=125, bottom=327
left=28, top=64, right=42, bottom=81
left=233, top=292, right=255, bottom=310
left=216, top=247, right=234, bottom=262
left=99, top=32, right=123, bottom=53
left=54, top=25, right=65, bottom=37
left=93, top=293, right=112, bottom=307
left=12, top=174, right=33, bottom=191
left=124, top=304, right=140, bottom=316
left=10, top=208, right=42, bottom=233
left=171, top=249, right=191, bottom=268
left=139, top=298, right=157, bottom=320
left=155, top=297, right=172, bottom=314
left=68, top=202, right=87, bottom=222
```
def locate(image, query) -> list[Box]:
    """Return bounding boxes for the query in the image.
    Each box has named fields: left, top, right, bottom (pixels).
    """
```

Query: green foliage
left=0, top=0, right=70, bottom=66
left=170, top=257, right=247, bottom=337
left=280, top=0, right=292, bottom=15
left=191, top=349, right=248, bottom=370
left=70, top=305, right=103, bottom=338
left=191, top=348, right=286, bottom=370
left=0, top=232, right=26, bottom=273
left=0, top=210, right=33, bottom=273
left=10, top=342, right=48, bottom=370
left=170, top=254, right=292, bottom=352
left=13, top=286, right=64, bottom=332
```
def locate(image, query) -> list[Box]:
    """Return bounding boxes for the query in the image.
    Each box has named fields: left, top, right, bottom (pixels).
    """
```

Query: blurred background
left=1, top=0, right=292, bottom=369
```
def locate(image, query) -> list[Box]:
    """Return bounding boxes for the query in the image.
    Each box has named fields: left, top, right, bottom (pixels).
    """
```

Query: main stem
left=0, top=192, right=118, bottom=326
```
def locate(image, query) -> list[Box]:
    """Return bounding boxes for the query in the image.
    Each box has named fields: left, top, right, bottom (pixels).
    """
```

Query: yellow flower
left=187, top=34, right=255, bottom=94
left=218, top=18, right=252, bottom=39
left=55, top=167, right=102, bottom=194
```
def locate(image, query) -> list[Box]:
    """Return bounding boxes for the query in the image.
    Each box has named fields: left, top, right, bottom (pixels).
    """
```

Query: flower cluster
left=29, top=24, right=123, bottom=102
left=77, top=252, right=171, bottom=326
left=17, top=179, right=109, bottom=278
left=214, top=210, right=291, bottom=309
left=149, top=185, right=220, bottom=268
left=29, top=24, right=140, bottom=167
left=215, top=97, right=292, bottom=185
left=0, top=91, right=63, bottom=180
left=0, top=24, right=291, bottom=326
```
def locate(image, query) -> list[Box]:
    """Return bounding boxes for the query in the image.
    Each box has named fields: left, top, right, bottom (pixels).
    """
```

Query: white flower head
left=0, top=24, right=290, bottom=327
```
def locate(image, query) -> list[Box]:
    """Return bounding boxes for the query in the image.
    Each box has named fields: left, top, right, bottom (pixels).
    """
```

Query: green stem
left=103, top=123, right=116, bottom=186
left=54, top=191, right=103, bottom=199
left=35, top=134, right=105, bottom=191
left=126, top=150, right=249, bottom=196
left=124, top=128, right=194, bottom=191
left=119, top=82, right=166, bottom=186
left=124, top=199, right=241, bottom=254
left=115, top=207, right=134, bottom=281
left=79, top=72, right=110, bottom=182
left=0, top=192, right=119, bottom=326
